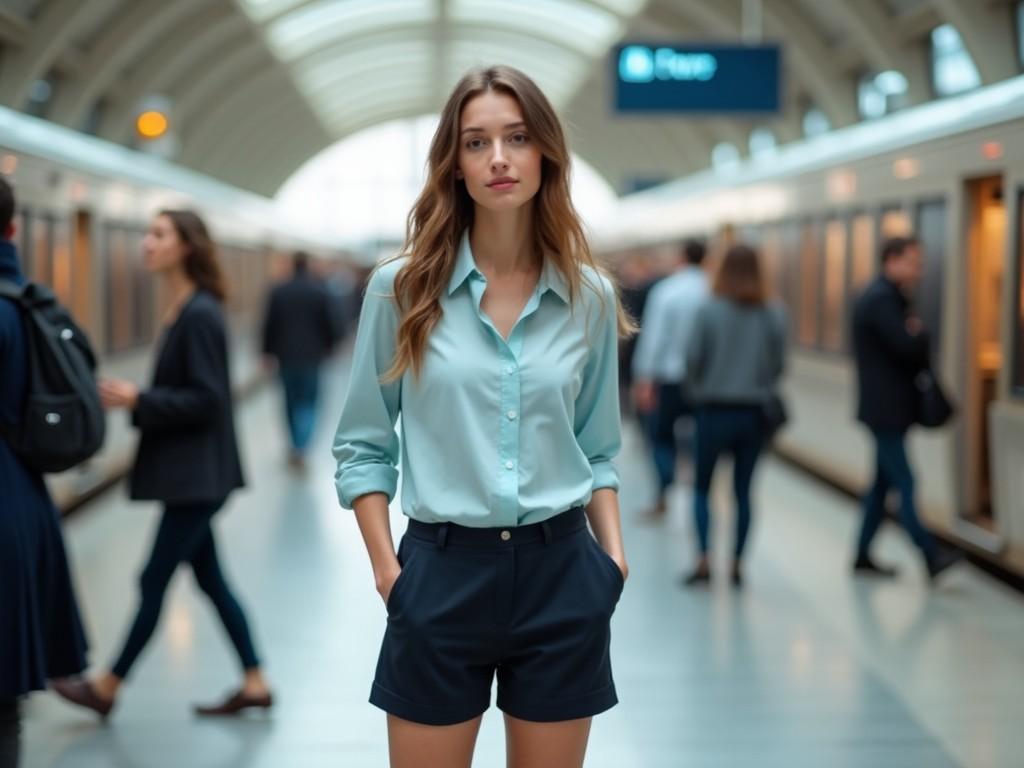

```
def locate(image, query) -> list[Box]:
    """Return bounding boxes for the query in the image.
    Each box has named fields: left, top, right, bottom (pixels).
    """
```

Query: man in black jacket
left=261, top=252, right=342, bottom=470
left=851, top=237, right=959, bottom=581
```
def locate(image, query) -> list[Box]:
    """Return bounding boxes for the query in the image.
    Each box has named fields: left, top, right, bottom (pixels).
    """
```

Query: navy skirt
left=0, top=443, right=88, bottom=697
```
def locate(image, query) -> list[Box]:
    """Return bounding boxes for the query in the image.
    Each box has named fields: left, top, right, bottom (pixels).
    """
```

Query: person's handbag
left=757, top=307, right=789, bottom=441
left=761, top=393, right=789, bottom=440
left=916, top=368, right=954, bottom=428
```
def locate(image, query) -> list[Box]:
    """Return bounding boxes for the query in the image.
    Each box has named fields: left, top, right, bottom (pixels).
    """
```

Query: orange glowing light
left=981, top=141, right=1003, bottom=160
left=136, top=110, right=169, bottom=139
left=1, top=154, right=17, bottom=175
left=892, top=157, right=919, bottom=180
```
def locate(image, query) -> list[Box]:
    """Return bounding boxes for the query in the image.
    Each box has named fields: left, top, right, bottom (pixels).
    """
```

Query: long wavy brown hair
left=382, top=65, right=635, bottom=381
left=161, top=209, right=227, bottom=302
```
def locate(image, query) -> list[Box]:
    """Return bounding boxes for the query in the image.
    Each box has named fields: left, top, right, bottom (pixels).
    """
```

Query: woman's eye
left=510, top=133, right=530, bottom=144
left=466, top=138, right=485, bottom=150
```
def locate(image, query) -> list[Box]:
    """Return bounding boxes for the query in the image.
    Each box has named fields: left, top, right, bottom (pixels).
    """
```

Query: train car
left=596, top=75, right=1024, bottom=579
left=0, top=106, right=338, bottom=511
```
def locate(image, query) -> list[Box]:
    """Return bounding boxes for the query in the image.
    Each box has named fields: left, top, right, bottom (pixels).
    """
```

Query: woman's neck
left=469, top=206, right=539, bottom=277
left=164, top=268, right=197, bottom=321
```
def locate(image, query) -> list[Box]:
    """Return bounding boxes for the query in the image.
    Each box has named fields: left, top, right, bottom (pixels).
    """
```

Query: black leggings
left=112, top=501, right=260, bottom=679
left=0, top=698, right=19, bottom=768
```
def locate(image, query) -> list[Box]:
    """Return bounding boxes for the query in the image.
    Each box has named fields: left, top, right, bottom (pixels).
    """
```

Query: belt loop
left=436, top=523, right=450, bottom=550
left=541, top=520, right=553, bottom=545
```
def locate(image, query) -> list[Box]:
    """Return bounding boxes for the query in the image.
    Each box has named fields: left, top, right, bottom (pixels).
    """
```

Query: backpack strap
left=0, top=279, right=26, bottom=303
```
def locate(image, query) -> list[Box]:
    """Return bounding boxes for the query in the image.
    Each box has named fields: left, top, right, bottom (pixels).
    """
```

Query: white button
left=505, top=365, right=515, bottom=374
left=500, top=530, right=511, bottom=541
left=505, top=460, right=514, bottom=470
left=507, top=410, right=517, bottom=420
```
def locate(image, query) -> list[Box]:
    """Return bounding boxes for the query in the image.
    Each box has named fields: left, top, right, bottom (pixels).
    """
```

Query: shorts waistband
left=406, top=507, right=586, bottom=548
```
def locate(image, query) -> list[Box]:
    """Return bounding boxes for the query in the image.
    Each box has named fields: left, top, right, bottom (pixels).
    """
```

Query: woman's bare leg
left=504, top=714, right=592, bottom=768
left=387, top=714, right=483, bottom=768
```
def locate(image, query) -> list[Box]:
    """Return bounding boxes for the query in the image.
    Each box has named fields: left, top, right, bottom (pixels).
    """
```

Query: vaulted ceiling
left=0, top=0, right=1019, bottom=196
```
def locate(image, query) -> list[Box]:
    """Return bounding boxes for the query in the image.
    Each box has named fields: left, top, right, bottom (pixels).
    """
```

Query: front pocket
left=591, top=536, right=625, bottom=591
left=385, top=539, right=415, bottom=613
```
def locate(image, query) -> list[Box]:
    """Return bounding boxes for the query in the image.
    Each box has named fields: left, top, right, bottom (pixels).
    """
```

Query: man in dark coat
left=0, top=178, right=89, bottom=763
left=851, top=236, right=959, bottom=581
left=261, top=251, right=343, bottom=470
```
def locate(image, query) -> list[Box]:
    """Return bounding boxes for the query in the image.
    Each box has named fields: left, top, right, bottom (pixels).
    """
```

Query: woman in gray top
left=684, top=244, right=786, bottom=586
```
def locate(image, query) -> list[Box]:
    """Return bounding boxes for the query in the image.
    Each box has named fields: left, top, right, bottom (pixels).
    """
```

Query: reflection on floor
left=21, top=360, right=1024, bottom=767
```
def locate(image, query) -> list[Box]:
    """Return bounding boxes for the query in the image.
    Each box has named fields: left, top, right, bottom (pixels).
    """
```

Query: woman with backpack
left=0, top=178, right=90, bottom=768
left=683, top=243, right=787, bottom=587
left=52, top=210, right=273, bottom=718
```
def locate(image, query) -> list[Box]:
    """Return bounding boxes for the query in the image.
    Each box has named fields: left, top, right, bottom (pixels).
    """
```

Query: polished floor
left=20, top=359, right=1024, bottom=767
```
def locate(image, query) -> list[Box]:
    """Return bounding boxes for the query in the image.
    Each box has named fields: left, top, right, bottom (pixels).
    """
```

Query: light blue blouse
left=332, top=234, right=622, bottom=527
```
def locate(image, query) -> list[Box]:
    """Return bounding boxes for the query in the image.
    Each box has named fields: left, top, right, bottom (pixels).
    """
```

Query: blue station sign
left=614, top=44, right=781, bottom=113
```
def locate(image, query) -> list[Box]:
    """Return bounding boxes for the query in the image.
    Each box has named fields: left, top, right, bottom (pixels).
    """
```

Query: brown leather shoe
left=193, top=689, right=274, bottom=717
left=51, top=678, right=115, bottom=719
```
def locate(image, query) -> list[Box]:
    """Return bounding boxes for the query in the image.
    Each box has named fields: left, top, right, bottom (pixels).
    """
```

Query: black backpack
left=0, top=280, right=105, bottom=473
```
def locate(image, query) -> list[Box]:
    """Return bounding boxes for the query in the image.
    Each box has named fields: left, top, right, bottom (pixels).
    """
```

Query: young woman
left=333, top=66, right=633, bottom=768
left=684, top=244, right=786, bottom=586
left=52, top=210, right=273, bottom=718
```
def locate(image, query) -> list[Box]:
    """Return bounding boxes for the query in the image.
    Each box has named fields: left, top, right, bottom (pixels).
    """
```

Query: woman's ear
left=455, top=168, right=464, bottom=180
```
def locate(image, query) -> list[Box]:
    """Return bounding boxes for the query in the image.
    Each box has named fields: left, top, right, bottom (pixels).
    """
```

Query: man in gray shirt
left=632, top=240, right=709, bottom=518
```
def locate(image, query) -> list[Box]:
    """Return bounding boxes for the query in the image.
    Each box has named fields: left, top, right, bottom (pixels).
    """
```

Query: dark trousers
left=111, top=501, right=260, bottom=679
left=646, top=382, right=693, bottom=496
left=693, top=406, right=764, bottom=557
left=280, top=365, right=321, bottom=454
left=0, top=699, right=18, bottom=768
left=857, top=430, right=936, bottom=560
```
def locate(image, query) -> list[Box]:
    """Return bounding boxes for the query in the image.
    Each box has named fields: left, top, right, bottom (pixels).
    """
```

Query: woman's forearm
left=353, top=493, right=401, bottom=595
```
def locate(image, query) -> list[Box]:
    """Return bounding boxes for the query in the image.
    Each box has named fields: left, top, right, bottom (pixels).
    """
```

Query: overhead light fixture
left=892, top=157, right=919, bottom=179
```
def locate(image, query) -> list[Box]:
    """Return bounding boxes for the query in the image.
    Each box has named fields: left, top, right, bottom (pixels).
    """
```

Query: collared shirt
left=631, top=267, right=708, bottom=383
left=332, top=234, right=622, bottom=527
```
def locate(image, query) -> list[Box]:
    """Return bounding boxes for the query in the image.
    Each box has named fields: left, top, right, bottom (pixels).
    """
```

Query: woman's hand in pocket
left=376, top=562, right=402, bottom=606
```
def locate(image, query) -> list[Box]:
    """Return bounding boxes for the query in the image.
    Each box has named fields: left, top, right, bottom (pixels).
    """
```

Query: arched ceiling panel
left=2, top=0, right=1023, bottom=199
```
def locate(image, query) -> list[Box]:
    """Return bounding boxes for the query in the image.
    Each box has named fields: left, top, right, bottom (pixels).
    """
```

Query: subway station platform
left=21, top=357, right=1024, bottom=768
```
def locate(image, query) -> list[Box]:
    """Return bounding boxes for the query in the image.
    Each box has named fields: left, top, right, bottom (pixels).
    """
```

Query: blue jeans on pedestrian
left=693, top=405, right=764, bottom=558
left=111, top=500, right=260, bottom=679
left=647, top=382, right=693, bottom=496
left=857, top=430, right=936, bottom=560
left=280, top=365, right=321, bottom=454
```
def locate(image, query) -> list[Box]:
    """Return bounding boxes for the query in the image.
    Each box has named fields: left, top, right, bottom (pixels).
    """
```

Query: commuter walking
left=632, top=240, right=708, bottom=518
left=684, top=244, right=785, bottom=586
left=333, top=66, right=632, bottom=768
left=851, top=236, right=960, bottom=581
left=261, top=250, right=343, bottom=471
left=52, top=210, right=273, bottom=718
left=0, top=178, right=90, bottom=768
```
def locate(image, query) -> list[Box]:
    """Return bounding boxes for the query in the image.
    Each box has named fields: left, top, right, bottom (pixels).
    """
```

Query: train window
left=880, top=206, right=911, bottom=238
left=106, top=226, right=134, bottom=354
left=761, top=225, right=782, bottom=299
left=1013, top=189, right=1024, bottom=394
left=822, top=218, right=848, bottom=352
left=798, top=220, right=821, bottom=348
left=14, top=209, right=30, bottom=276
left=850, top=213, right=876, bottom=293
left=51, top=218, right=72, bottom=307
left=780, top=221, right=801, bottom=340
left=916, top=199, right=947, bottom=363
left=31, top=215, right=52, bottom=285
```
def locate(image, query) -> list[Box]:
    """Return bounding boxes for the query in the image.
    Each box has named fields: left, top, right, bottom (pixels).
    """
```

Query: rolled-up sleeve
left=332, top=265, right=402, bottom=509
left=574, top=275, right=622, bottom=492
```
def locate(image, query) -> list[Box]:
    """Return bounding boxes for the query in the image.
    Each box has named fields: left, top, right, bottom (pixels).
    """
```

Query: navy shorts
left=370, top=507, right=624, bottom=725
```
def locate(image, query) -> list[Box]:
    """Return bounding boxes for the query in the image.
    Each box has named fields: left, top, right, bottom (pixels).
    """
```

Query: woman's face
left=143, top=215, right=187, bottom=274
left=456, top=90, right=542, bottom=213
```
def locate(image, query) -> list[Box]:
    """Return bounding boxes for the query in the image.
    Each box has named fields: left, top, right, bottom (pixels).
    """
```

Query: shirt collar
left=447, top=232, right=479, bottom=296
left=447, top=231, right=570, bottom=303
